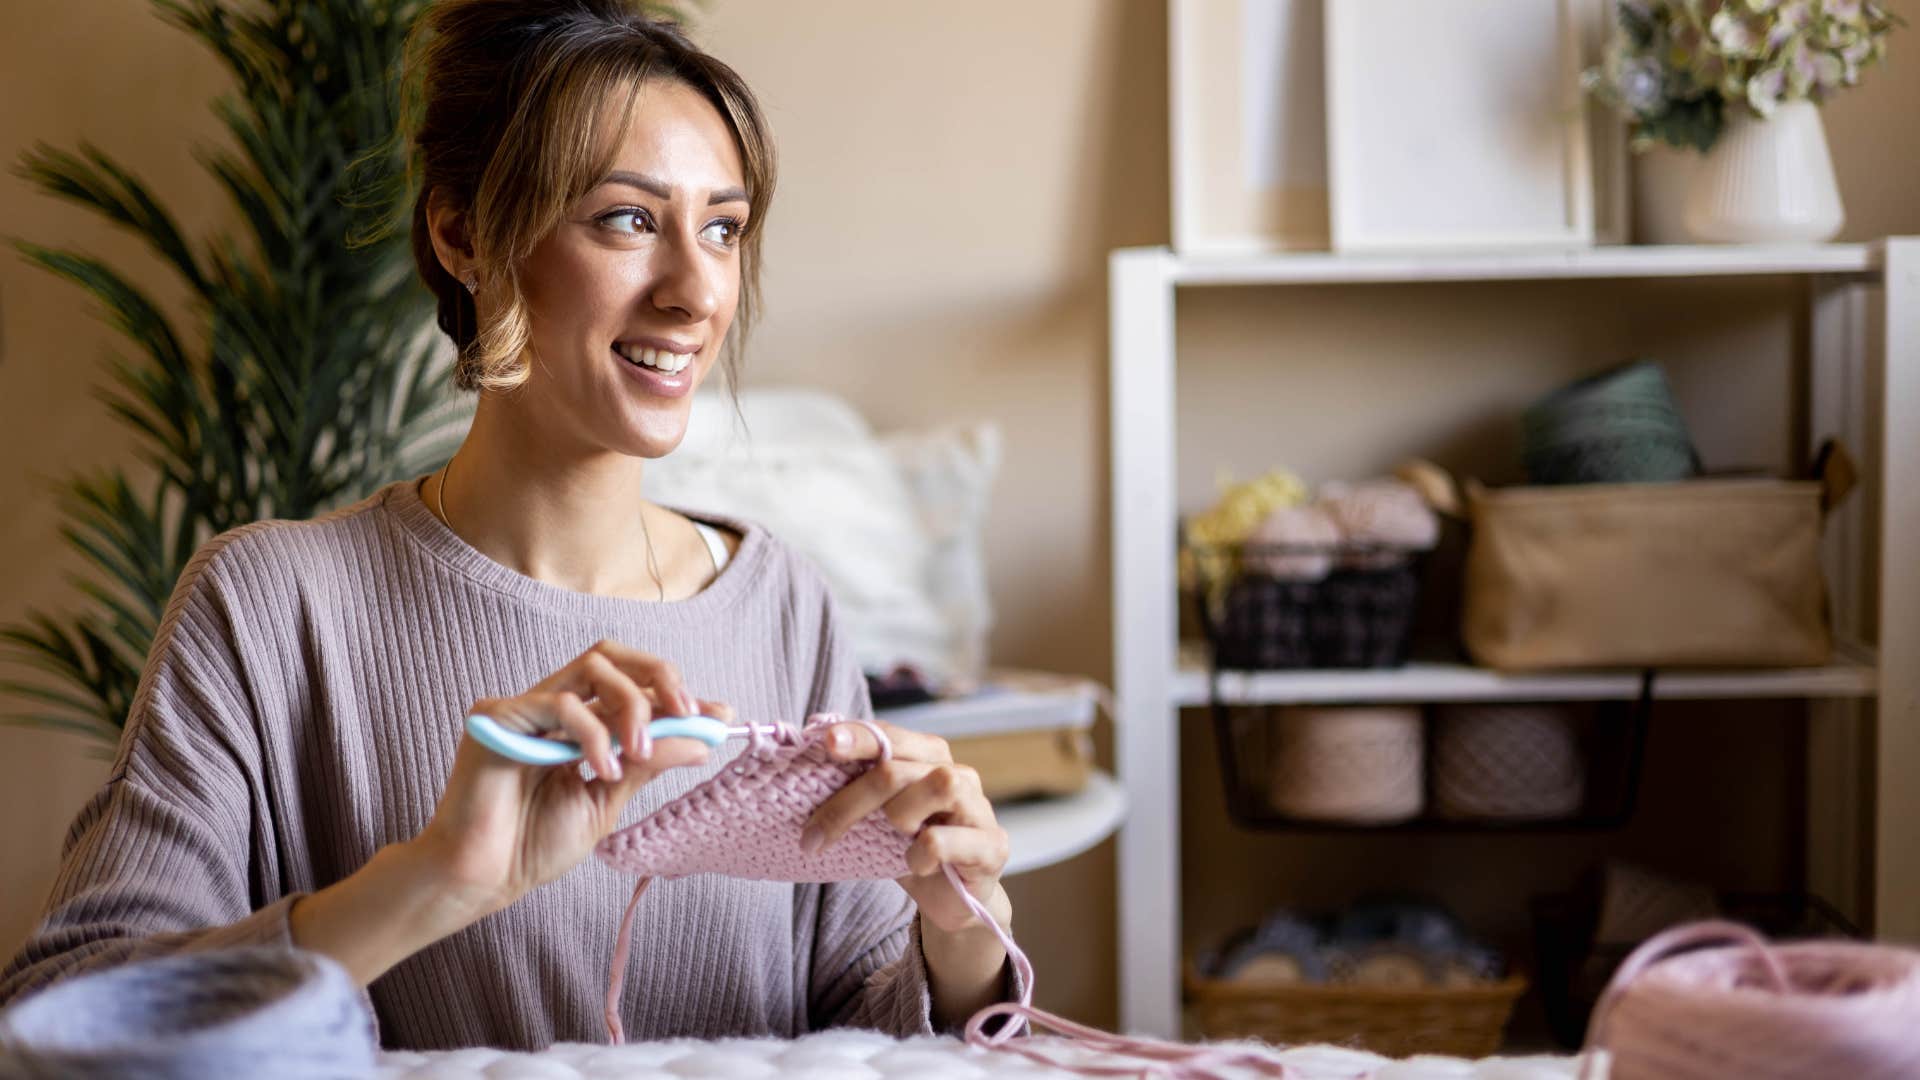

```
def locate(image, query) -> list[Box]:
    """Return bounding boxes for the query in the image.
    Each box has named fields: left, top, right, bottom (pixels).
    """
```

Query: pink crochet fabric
left=596, top=716, right=912, bottom=885
left=595, top=714, right=1302, bottom=1077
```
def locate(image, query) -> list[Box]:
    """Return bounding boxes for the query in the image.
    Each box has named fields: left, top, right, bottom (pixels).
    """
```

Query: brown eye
left=700, top=218, right=743, bottom=246
left=595, top=208, right=649, bottom=234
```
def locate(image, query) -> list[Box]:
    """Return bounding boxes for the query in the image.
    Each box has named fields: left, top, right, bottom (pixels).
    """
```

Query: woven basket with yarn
left=1184, top=966, right=1527, bottom=1059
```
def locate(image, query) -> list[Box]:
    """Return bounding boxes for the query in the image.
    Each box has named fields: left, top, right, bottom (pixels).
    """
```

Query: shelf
left=998, top=770, right=1125, bottom=877
left=876, top=669, right=1097, bottom=739
left=1172, top=641, right=1878, bottom=707
left=1155, top=242, right=1880, bottom=287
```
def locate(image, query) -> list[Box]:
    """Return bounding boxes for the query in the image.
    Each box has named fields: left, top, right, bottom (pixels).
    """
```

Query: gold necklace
left=434, top=457, right=665, bottom=602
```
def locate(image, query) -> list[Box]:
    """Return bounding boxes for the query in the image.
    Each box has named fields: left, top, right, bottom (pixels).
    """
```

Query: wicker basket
left=1185, top=966, right=1527, bottom=1059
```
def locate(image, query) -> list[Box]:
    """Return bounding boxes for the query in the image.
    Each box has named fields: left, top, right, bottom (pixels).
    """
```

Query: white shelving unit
left=1172, top=642, right=1880, bottom=707
left=1109, top=240, right=1920, bottom=1038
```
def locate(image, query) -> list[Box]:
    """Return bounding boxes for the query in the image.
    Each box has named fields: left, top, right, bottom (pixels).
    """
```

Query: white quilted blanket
left=373, top=1031, right=1582, bottom=1079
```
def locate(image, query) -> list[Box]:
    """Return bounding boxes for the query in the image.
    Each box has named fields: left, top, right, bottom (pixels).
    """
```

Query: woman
left=0, top=0, right=1016, bottom=1050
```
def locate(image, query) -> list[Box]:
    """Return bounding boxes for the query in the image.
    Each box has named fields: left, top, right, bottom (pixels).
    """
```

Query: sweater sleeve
left=794, top=575, right=1024, bottom=1037
left=0, top=533, right=300, bottom=1007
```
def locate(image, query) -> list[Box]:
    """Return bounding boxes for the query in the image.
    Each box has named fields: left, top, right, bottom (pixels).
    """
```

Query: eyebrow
left=602, top=170, right=748, bottom=207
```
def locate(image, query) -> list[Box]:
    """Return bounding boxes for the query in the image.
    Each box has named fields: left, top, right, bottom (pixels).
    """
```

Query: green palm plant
left=2, top=0, right=462, bottom=752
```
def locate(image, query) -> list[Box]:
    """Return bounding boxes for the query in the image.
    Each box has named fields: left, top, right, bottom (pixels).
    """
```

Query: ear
left=425, top=186, right=477, bottom=285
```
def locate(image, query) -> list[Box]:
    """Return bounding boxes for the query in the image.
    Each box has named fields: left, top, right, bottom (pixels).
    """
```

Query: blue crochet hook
left=464, top=713, right=732, bottom=766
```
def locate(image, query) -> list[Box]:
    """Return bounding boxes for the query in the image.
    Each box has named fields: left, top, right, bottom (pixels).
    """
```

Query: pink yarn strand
left=946, top=863, right=1305, bottom=1078
left=603, top=876, right=652, bottom=1045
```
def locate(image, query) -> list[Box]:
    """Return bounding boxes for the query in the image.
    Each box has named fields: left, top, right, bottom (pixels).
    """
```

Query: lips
left=610, top=344, right=695, bottom=399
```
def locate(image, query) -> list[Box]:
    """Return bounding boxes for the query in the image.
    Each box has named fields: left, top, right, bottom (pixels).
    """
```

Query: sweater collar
left=381, top=477, right=766, bottom=622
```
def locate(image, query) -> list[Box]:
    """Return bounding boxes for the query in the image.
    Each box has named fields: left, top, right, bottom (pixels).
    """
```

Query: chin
left=623, top=409, right=693, bottom=460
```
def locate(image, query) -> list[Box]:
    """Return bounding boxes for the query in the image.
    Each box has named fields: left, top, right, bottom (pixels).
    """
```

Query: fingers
left=906, top=823, right=1010, bottom=879
left=805, top=760, right=927, bottom=851
left=883, top=763, right=992, bottom=836
left=595, top=640, right=698, bottom=717
left=535, top=640, right=698, bottom=718
left=546, top=691, right=619, bottom=782
left=577, top=651, right=654, bottom=763
left=822, top=720, right=953, bottom=766
left=804, top=759, right=992, bottom=853
left=602, top=732, right=710, bottom=806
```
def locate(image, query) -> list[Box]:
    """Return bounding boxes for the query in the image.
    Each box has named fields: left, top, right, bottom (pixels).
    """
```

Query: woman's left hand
left=802, top=719, right=1009, bottom=934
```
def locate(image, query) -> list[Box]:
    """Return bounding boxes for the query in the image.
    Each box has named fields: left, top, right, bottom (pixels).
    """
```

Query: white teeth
left=616, top=343, right=694, bottom=374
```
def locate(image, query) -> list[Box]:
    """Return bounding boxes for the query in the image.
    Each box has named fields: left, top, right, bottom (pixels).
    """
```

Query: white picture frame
left=1170, top=0, right=1330, bottom=255
left=1324, top=0, right=1596, bottom=253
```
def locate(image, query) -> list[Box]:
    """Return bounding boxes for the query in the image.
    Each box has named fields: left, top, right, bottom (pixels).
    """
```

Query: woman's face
left=515, top=78, right=748, bottom=459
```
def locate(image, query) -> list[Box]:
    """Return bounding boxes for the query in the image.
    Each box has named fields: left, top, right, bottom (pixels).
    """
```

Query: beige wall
left=0, top=0, right=240, bottom=985
left=3, top=0, right=1917, bottom=1034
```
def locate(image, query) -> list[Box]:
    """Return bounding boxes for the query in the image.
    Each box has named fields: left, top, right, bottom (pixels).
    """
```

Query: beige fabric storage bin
left=1457, top=476, right=1836, bottom=671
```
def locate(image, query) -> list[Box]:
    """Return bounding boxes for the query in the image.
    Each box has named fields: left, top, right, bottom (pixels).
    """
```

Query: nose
left=646, top=228, right=722, bottom=324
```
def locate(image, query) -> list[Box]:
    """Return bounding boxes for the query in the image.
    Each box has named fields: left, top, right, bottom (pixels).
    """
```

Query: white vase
left=1683, top=100, right=1844, bottom=243
left=1632, top=145, right=1698, bottom=245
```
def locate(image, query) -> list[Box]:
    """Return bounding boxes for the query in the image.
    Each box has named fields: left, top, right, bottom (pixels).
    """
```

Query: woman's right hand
left=413, top=640, right=726, bottom=920
left=292, top=640, right=724, bottom=985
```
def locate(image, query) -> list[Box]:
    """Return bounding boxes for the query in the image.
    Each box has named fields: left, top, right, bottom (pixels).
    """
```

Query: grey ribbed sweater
left=0, top=479, right=965, bottom=1050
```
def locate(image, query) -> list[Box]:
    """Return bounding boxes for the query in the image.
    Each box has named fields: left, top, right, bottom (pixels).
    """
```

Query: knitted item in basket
left=1266, top=707, right=1424, bottom=824
left=1431, top=705, right=1584, bottom=821
left=1244, top=506, right=1342, bottom=582
left=1522, top=361, right=1699, bottom=486
left=1319, top=480, right=1440, bottom=572
left=593, top=713, right=1306, bottom=1077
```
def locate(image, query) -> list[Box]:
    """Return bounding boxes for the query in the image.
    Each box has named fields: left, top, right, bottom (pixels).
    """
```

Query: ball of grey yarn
left=0, top=946, right=374, bottom=1080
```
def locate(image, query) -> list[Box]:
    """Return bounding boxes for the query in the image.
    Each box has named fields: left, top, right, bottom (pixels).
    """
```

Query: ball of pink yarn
left=1583, top=921, right=1920, bottom=1080
left=1319, top=480, right=1439, bottom=551
left=1244, top=505, right=1342, bottom=582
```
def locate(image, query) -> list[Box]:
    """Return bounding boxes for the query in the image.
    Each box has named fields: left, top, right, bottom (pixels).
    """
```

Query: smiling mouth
left=613, top=341, right=696, bottom=374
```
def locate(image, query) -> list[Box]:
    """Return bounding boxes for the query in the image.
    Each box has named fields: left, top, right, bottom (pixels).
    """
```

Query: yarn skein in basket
left=0, top=946, right=375, bottom=1080
left=1580, top=920, right=1920, bottom=1080
left=1431, top=705, right=1584, bottom=822
left=594, top=713, right=1310, bottom=1077
left=1265, top=706, right=1425, bottom=825
left=1522, top=360, right=1700, bottom=486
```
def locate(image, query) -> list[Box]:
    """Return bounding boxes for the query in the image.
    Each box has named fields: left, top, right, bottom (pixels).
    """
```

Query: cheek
left=708, top=269, right=743, bottom=341
left=522, top=247, right=637, bottom=351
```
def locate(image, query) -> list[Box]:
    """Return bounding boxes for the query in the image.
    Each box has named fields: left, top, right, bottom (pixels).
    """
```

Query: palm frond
left=3, top=0, right=451, bottom=746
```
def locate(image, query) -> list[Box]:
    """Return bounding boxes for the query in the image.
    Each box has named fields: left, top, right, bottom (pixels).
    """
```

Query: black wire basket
left=1186, top=535, right=1424, bottom=671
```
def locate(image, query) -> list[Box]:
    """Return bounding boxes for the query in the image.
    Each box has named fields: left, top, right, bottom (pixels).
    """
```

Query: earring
left=462, top=274, right=478, bottom=294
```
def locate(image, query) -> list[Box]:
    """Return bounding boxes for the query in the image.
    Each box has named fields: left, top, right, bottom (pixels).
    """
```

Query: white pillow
left=644, top=389, right=998, bottom=685
left=671, top=386, right=872, bottom=453
left=880, top=422, right=1000, bottom=682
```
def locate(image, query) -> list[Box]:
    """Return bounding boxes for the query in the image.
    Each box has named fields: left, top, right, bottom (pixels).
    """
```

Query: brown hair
left=403, top=0, right=775, bottom=392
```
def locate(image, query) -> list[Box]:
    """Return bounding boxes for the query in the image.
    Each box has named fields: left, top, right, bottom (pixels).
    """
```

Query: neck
left=435, top=393, right=660, bottom=598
